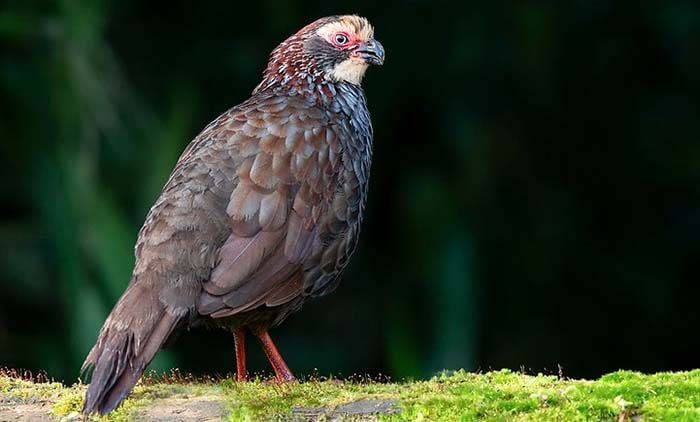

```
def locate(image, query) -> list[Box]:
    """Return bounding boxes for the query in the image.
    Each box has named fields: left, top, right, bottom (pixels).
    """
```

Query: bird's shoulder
left=195, top=87, right=373, bottom=317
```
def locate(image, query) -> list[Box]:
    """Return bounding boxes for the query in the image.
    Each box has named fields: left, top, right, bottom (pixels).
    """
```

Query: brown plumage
left=81, top=15, right=384, bottom=415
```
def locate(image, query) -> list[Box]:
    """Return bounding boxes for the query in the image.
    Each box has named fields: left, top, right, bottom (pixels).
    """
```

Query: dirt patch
left=0, top=399, right=57, bottom=422
left=135, top=395, right=227, bottom=422
left=292, top=399, right=400, bottom=421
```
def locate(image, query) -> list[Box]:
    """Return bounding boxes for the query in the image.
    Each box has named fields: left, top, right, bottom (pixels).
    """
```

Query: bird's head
left=259, top=15, right=384, bottom=90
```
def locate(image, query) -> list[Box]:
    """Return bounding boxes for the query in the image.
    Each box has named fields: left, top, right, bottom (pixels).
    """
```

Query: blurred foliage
left=1, top=0, right=700, bottom=384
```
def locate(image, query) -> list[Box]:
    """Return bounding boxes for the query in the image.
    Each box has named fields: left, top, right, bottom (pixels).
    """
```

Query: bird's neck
left=253, top=73, right=319, bottom=96
left=254, top=53, right=367, bottom=101
left=253, top=73, right=365, bottom=110
left=254, top=49, right=320, bottom=95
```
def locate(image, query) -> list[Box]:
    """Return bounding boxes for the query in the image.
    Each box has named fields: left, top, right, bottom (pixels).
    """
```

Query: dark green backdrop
left=2, top=0, right=699, bottom=383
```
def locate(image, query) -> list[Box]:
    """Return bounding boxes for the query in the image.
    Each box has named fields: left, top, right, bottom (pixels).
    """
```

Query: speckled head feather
left=256, top=15, right=383, bottom=93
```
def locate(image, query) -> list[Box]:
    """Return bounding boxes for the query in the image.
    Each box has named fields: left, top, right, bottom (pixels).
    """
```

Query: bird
left=80, top=15, right=384, bottom=415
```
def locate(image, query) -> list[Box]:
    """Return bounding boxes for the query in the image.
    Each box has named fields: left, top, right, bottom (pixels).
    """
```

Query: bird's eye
left=334, top=33, right=349, bottom=45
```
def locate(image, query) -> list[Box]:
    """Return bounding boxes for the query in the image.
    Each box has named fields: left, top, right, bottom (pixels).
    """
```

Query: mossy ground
left=1, top=368, right=699, bottom=421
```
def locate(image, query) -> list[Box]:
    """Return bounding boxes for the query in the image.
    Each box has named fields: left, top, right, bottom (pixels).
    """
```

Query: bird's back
left=134, top=83, right=373, bottom=328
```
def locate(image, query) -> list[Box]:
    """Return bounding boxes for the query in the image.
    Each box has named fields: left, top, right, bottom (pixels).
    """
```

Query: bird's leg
left=233, top=328, right=248, bottom=382
left=256, top=331, right=296, bottom=382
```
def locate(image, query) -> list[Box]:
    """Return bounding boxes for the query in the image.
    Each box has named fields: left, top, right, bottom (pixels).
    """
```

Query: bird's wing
left=197, top=93, right=349, bottom=318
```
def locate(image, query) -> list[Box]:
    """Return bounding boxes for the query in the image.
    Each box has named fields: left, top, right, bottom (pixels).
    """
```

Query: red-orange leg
left=233, top=328, right=248, bottom=382
left=256, top=331, right=296, bottom=382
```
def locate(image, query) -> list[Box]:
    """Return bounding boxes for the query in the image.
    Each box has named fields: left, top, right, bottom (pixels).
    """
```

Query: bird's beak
left=354, top=39, right=385, bottom=65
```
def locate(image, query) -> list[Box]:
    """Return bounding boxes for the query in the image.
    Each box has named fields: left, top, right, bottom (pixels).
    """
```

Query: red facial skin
left=328, top=31, right=372, bottom=63
left=329, top=32, right=358, bottom=49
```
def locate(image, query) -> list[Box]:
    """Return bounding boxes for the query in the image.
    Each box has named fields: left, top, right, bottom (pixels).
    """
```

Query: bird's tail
left=81, top=282, right=181, bottom=415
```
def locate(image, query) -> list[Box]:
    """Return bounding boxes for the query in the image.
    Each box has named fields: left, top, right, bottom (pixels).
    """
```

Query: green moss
left=220, top=370, right=700, bottom=421
left=51, top=385, right=84, bottom=417
left=2, top=369, right=700, bottom=421
left=0, top=376, right=67, bottom=403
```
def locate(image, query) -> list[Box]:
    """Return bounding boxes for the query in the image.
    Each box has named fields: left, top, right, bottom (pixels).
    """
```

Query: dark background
left=2, top=0, right=699, bottom=384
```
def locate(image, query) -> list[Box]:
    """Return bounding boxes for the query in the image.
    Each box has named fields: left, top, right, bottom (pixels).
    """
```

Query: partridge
left=82, top=15, right=384, bottom=415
